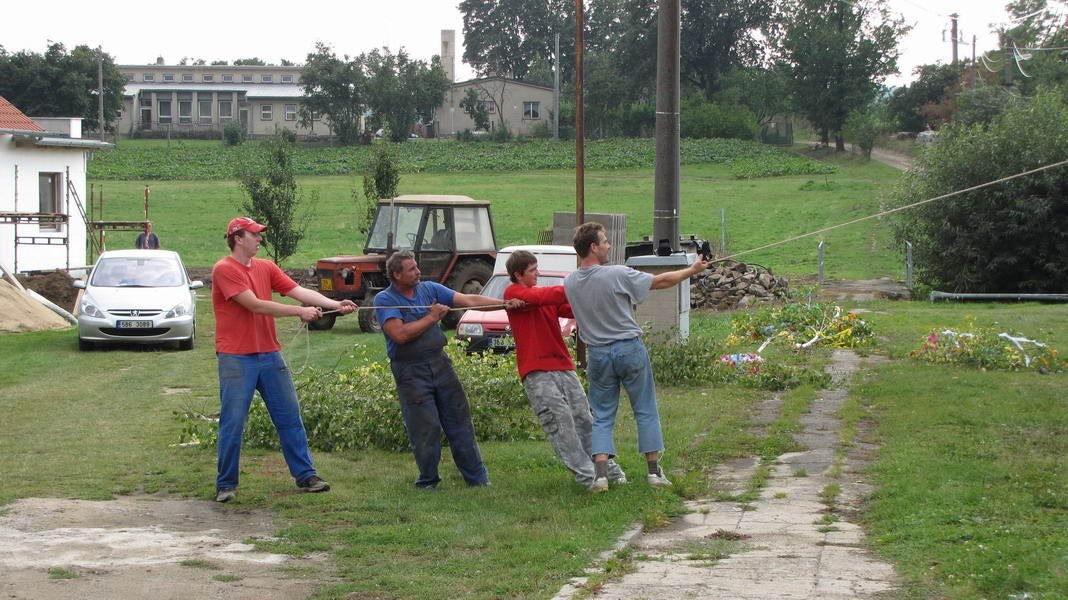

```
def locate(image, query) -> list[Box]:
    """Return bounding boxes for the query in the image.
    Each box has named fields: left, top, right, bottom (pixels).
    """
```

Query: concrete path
left=555, top=350, right=899, bottom=599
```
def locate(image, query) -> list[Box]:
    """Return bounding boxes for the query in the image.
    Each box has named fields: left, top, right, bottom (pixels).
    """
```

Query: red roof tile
left=0, top=96, right=44, bottom=132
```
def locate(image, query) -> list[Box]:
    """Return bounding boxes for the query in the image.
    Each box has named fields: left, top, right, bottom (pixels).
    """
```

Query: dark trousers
left=390, top=353, right=489, bottom=488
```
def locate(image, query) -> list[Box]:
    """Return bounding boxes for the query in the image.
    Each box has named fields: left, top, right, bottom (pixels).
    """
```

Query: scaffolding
left=0, top=166, right=148, bottom=272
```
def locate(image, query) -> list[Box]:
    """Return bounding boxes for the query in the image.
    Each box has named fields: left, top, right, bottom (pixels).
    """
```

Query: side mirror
left=73, top=280, right=86, bottom=289
left=190, top=281, right=204, bottom=290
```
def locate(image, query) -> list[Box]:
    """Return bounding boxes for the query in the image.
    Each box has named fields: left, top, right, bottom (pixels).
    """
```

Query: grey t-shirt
left=564, top=264, right=652, bottom=346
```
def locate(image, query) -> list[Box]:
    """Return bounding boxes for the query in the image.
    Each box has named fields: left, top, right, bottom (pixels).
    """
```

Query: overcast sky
left=2, top=0, right=1023, bottom=88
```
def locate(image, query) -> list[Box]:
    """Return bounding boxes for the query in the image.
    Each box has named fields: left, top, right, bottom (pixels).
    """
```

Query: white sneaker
left=589, top=477, right=609, bottom=493
left=610, top=473, right=629, bottom=485
left=647, top=466, right=672, bottom=487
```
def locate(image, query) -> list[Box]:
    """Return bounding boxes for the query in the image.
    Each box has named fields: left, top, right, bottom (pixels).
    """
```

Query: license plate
left=490, top=335, right=515, bottom=348
left=320, top=278, right=333, bottom=291
left=117, top=320, right=153, bottom=328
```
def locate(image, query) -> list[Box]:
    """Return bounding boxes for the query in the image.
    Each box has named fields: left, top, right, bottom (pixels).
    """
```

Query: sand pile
left=0, top=279, right=72, bottom=333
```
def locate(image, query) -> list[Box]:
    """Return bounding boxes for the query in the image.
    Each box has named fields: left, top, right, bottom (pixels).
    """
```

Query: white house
left=0, top=96, right=111, bottom=273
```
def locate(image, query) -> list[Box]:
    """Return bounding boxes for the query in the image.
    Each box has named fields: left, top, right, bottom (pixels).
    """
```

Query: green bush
left=681, top=101, right=758, bottom=141
left=529, top=121, right=553, bottom=139
left=222, top=120, right=245, bottom=146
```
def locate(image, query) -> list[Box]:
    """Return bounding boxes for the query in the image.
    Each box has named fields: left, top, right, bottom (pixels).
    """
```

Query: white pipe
left=26, top=289, right=78, bottom=325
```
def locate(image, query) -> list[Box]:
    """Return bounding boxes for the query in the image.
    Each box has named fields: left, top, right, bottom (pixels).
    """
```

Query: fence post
left=906, top=241, right=913, bottom=290
left=818, top=241, right=825, bottom=285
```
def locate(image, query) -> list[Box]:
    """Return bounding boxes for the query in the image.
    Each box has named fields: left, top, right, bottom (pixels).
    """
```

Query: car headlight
left=456, top=323, right=483, bottom=337
left=80, top=296, right=105, bottom=318
left=165, top=300, right=193, bottom=318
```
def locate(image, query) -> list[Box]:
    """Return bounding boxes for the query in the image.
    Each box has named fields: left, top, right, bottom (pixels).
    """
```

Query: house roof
left=0, top=96, right=44, bottom=132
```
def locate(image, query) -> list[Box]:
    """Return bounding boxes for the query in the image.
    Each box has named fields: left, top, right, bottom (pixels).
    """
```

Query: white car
left=73, top=249, right=203, bottom=351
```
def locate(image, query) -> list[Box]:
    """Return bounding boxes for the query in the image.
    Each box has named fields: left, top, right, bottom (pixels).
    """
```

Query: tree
left=299, top=43, right=366, bottom=145
left=233, top=57, right=267, bottom=66
left=460, top=0, right=572, bottom=80
left=890, top=89, right=1068, bottom=293
left=1000, top=0, right=1068, bottom=94
left=0, top=43, right=125, bottom=134
left=357, top=143, right=400, bottom=235
left=362, top=48, right=450, bottom=142
left=233, top=133, right=314, bottom=265
left=459, top=88, right=491, bottom=131
left=842, top=104, right=884, bottom=159
left=779, top=0, right=907, bottom=150
left=885, top=63, right=961, bottom=131
left=680, top=0, right=779, bottom=98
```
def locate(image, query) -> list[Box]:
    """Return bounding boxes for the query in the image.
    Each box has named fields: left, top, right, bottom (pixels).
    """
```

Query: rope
left=719, top=158, right=1068, bottom=262
left=318, top=303, right=508, bottom=315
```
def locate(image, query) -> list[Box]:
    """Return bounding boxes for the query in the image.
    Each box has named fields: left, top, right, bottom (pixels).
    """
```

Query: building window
left=222, top=74, right=234, bottom=82
left=38, top=173, right=63, bottom=231
left=261, top=104, right=273, bottom=120
left=202, top=74, right=214, bottom=82
left=281, top=74, right=293, bottom=83
left=199, top=99, right=213, bottom=124
left=523, top=101, right=540, bottom=120
left=143, top=73, right=155, bottom=82
left=285, top=104, right=297, bottom=121
left=261, top=74, right=273, bottom=83
left=482, top=101, right=495, bottom=114
left=242, top=74, right=253, bottom=83
left=178, top=99, right=193, bottom=124
left=220, top=100, right=233, bottom=120
left=182, top=74, right=194, bottom=82
left=158, top=100, right=172, bottom=123
left=124, top=73, right=134, bottom=82
left=163, top=73, right=175, bottom=82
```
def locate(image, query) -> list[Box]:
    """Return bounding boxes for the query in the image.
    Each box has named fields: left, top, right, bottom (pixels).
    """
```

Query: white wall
left=0, top=135, right=89, bottom=273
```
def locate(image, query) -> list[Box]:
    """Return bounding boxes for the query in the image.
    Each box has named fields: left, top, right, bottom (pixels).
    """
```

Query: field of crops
left=89, top=137, right=837, bottom=180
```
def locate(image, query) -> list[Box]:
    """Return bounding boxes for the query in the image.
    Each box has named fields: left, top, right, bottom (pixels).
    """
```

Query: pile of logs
left=690, top=261, right=789, bottom=311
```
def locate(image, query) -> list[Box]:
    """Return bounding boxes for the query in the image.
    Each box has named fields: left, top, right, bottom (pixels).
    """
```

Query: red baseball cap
left=225, top=217, right=267, bottom=237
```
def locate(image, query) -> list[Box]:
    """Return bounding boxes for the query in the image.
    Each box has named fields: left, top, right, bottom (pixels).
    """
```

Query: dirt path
left=0, top=496, right=333, bottom=599
left=555, top=350, right=899, bottom=599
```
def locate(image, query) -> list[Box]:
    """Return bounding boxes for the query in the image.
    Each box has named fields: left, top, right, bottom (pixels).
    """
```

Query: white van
left=493, top=245, right=577, bottom=274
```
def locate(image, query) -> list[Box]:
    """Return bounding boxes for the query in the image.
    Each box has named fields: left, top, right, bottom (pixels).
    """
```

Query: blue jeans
left=391, top=353, right=489, bottom=488
left=587, top=337, right=664, bottom=457
left=216, top=352, right=317, bottom=490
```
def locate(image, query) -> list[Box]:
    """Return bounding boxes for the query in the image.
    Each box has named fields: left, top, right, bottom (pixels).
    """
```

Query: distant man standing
left=564, top=223, right=708, bottom=488
left=135, top=222, right=160, bottom=249
left=211, top=216, right=356, bottom=503
left=503, top=250, right=626, bottom=492
left=374, top=250, right=521, bottom=489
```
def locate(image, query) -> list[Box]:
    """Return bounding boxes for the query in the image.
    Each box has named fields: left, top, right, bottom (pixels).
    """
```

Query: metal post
left=906, top=241, right=913, bottom=290
left=554, top=33, right=560, bottom=142
left=98, top=50, right=106, bottom=142
left=817, top=241, right=825, bottom=285
left=653, top=0, right=681, bottom=252
left=719, top=208, right=727, bottom=256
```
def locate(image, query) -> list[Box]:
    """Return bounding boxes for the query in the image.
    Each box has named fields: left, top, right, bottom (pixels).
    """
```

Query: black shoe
left=215, top=488, right=235, bottom=503
left=297, top=476, right=330, bottom=493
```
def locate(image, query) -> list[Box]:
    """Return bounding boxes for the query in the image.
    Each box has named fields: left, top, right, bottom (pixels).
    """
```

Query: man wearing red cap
left=211, top=217, right=356, bottom=503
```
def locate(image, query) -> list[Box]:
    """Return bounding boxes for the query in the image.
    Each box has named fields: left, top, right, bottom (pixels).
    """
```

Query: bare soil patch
left=0, top=495, right=332, bottom=600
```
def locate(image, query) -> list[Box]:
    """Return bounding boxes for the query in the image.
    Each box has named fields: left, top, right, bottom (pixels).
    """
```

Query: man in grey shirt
left=564, top=222, right=708, bottom=489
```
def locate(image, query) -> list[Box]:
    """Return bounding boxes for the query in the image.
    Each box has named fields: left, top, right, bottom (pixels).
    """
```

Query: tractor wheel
left=358, top=292, right=381, bottom=333
left=307, top=312, right=337, bottom=331
left=443, top=260, right=492, bottom=329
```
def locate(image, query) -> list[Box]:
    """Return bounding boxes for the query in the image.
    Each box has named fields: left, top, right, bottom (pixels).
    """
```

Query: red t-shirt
left=211, top=256, right=298, bottom=354
left=503, top=283, right=575, bottom=380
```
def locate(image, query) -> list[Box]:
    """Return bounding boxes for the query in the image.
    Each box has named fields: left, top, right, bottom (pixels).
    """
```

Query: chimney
left=441, top=30, right=456, bottom=82
left=156, top=56, right=165, bottom=65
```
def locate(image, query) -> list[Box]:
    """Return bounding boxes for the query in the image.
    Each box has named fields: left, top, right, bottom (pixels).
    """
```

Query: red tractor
left=309, top=195, right=496, bottom=332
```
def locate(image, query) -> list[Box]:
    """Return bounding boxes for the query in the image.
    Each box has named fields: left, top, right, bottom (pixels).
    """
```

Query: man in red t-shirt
left=503, top=250, right=625, bottom=492
left=211, top=216, right=356, bottom=503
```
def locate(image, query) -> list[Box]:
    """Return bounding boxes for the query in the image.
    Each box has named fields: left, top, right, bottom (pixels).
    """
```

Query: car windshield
left=479, top=274, right=564, bottom=300
left=91, top=256, right=186, bottom=287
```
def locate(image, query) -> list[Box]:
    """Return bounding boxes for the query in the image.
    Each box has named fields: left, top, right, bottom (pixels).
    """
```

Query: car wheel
left=358, top=291, right=381, bottom=334
left=78, top=337, right=94, bottom=351
left=443, top=260, right=492, bottom=329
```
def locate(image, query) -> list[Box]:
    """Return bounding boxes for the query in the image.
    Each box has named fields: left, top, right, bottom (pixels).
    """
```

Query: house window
left=261, top=74, right=273, bottom=83
left=143, top=73, right=155, bottom=82
left=203, top=74, right=214, bottom=82
left=38, top=173, right=63, bottom=231
left=482, top=101, right=496, bottom=114
left=182, top=74, right=194, bottom=82
left=199, top=99, right=213, bottom=124
left=124, top=73, right=134, bottom=82
left=220, top=100, right=233, bottom=119
left=178, top=96, right=193, bottom=124
left=163, top=73, right=175, bottom=82
left=261, top=104, right=273, bottom=120
left=242, top=74, right=253, bottom=83
left=285, top=104, right=297, bottom=121
left=158, top=100, right=172, bottom=123
left=523, top=101, right=540, bottom=120
left=281, top=74, right=293, bottom=83
left=222, top=74, right=234, bottom=82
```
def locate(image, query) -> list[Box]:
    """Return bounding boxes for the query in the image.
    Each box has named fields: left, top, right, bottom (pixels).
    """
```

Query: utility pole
left=653, top=0, right=681, bottom=252
left=950, top=13, right=959, bottom=65
left=1003, top=33, right=1014, bottom=86
left=575, top=0, right=585, bottom=227
left=554, top=33, right=560, bottom=142
left=97, top=49, right=105, bottom=142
